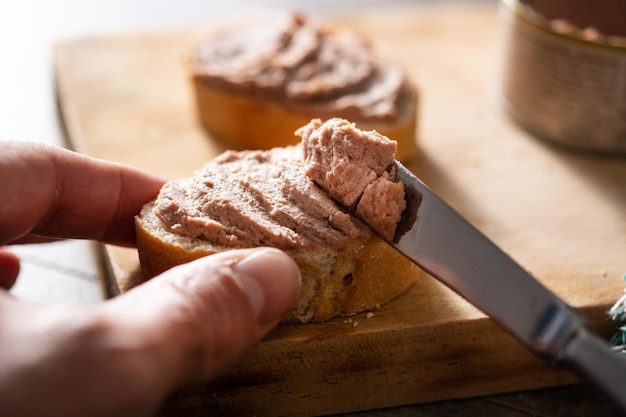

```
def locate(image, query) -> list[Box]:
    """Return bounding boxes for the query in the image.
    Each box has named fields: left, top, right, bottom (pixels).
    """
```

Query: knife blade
left=388, top=161, right=626, bottom=413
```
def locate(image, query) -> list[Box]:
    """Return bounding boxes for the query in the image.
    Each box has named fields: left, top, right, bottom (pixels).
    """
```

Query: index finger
left=0, top=141, right=165, bottom=246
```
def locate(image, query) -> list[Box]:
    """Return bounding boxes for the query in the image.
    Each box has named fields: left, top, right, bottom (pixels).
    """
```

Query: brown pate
left=153, top=118, right=406, bottom=249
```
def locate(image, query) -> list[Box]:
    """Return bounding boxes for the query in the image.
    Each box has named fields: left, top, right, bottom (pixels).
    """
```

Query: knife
left=385, top=161, right=626, bottom=413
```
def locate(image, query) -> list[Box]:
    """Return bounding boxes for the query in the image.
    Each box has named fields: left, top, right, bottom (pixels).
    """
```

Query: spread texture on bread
left=135, top=118, right=421, bottom=323
left=188, top=11, right=419, bottom=161
left=300, top=118, right=406, bottom=242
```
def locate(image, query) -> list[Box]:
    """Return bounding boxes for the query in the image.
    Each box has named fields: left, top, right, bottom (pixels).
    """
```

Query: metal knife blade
left=388, top=161, right=626, bottom=412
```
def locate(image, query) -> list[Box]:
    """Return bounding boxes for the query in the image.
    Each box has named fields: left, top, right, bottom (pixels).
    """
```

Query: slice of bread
left=136, top=202, right=420, bottom=323
left=191, top=80, right=418, bottom=161
left=134, top=120, right=421, bottom=323
left=188, top=11, right=419, bottom=161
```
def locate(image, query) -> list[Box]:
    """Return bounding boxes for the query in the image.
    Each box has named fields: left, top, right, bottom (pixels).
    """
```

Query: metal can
left=496, top=0, right=626, bottom=154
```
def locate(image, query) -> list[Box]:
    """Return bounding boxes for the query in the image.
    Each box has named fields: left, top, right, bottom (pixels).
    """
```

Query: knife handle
left=561, top=328, right=626, bottom=414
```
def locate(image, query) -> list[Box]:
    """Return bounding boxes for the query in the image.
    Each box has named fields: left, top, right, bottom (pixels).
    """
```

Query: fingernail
left=232, top=248, right=301, bottom=325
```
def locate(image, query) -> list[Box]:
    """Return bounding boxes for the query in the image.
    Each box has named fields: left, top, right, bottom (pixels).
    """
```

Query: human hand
left=0, top=142, right=301, bottom=417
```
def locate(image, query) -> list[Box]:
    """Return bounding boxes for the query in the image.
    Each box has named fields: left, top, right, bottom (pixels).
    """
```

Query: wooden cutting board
left=54, top=2, right=626, bottom=416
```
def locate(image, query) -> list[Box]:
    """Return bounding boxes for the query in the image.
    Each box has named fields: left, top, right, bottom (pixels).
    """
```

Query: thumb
left=103, top=248, right=301, bottom=392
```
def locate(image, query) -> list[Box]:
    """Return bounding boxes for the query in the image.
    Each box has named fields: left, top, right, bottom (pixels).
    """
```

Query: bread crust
left=135, top=202, right=421, bottom=323
left=191, top=78, right=419, bottom=162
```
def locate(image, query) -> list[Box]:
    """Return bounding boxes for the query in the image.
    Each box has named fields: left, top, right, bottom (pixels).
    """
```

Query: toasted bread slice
left=135, top=201, right=420, bottom=323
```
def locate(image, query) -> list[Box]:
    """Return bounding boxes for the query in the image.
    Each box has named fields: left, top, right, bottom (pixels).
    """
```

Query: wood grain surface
left=54, top=2, right=626, bottom=416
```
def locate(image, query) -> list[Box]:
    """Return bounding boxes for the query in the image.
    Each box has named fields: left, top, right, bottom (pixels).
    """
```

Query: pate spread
left=300, top=119, right=406, bottom=242
left=153, top=118, right=406, bottom=250
left=153, top=145, right=372, bottom=251
left=189, top=11, right=415, bottom=121
left=525, top=0, right=626, bottom=40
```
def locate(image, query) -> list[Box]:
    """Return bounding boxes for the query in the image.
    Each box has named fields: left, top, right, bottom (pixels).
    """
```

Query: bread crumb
left=353, top=321, right=359, bottom=327
left=366, top=312, right=375, bottom=319
left=375, top=303, right=380, bottom=309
